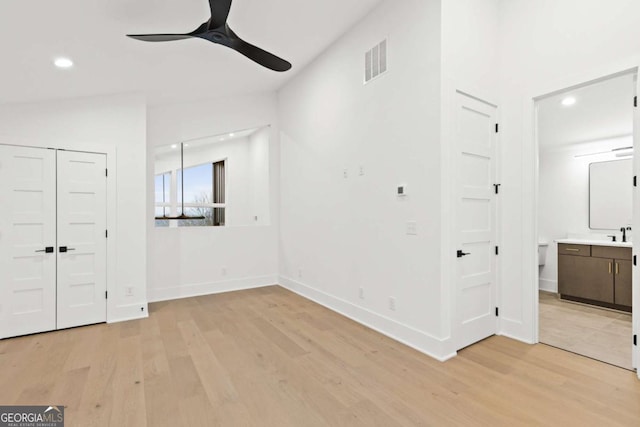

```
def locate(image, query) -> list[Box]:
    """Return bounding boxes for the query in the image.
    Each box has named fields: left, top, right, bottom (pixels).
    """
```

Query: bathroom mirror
left=589, top=159, right=632, bottom=230
left=154, top=126, right=271, bottom=228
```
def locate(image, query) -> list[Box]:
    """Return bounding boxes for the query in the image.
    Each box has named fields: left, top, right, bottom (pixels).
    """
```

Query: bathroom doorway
left=535, top=71, right=637, bottom=370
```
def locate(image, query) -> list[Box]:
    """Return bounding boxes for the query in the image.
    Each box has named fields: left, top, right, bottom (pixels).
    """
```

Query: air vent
left=365, top=39, right=388, bottom=83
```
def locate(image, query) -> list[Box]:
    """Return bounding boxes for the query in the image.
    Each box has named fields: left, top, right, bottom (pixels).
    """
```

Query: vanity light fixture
left=613, top=146, right=634, bottom=158
left=574, top=146, right=633, bottom=158
left=561, top=96, right=576, bottom=106
left=54, top=57, right=74, bottom=68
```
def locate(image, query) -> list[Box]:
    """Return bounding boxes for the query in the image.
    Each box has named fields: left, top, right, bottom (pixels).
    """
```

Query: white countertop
left=555, top=238, right=632, bottom=248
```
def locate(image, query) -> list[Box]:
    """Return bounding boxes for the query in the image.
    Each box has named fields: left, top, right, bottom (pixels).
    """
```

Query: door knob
left=35, top=247, right=54, bottom=253
left=59, top=246, right=76, bottom=253
left=457, top=250, right=470, bottom=258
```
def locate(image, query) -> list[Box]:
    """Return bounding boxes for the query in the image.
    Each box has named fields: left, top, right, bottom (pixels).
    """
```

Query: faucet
left=607, top=234, right=617, bottom=242
left=620, top=226, right=632, bottom=243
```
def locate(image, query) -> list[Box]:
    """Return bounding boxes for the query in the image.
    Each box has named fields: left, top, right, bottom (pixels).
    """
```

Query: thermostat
left=397, top=184, right=407, bottom=197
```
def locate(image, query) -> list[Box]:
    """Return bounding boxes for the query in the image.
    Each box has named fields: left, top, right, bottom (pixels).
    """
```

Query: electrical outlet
left=359, top=287, right=365, bottom=300
left=406, top=221, right=418, bottom=236
left=221, top=267, right=227, bottom=276
left=343, top=169, right=348, bottom=179
left=125, top=287, right=134, bottom=297
left=298, top=268, right=303, bottom=279
left=359, top=166, right=365, bottom=176
left=389, top=297, right=396, bottom=311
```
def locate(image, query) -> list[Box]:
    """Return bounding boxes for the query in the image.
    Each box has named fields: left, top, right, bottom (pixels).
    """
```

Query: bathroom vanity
left=556, top=239, right=632, bottom=312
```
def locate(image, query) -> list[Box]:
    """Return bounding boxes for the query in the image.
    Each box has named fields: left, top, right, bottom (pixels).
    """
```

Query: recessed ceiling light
left=561, top=97, right=576, bottom=106
left=54, top=57, right=74, bottom=69
left=171, top=144, right=177, bottom=149
left=229, top=133, right=235, bottom=137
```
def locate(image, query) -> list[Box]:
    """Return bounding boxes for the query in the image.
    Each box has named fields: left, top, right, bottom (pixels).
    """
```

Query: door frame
left=0, top=141, right=117, bottom=323
left=527, top=66, right=639, bottom=377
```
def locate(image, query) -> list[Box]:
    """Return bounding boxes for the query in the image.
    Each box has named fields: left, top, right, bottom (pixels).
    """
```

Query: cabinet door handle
left=565, top=248, right=580, bottom=252
left=616, top=262, right=619, bottom=275
left=609, top=262, right=612, bottom=274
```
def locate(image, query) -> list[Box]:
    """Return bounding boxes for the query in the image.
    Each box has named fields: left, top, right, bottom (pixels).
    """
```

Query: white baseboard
left=498, top=330, right=536, bottom=345
left=108, top=302, right=149, bottom=323
left=279, top=276, right=456, bottom=362
left=147, top=275, right=278, bottom=303
left=498, top=317, right=535, bottom=344
left=539, top=278, right=557, bottom=293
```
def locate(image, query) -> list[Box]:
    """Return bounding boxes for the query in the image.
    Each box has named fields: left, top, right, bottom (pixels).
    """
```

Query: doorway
left=535, top=72, right=637, bottom=370
left=0, top=145, right=107, bottom=339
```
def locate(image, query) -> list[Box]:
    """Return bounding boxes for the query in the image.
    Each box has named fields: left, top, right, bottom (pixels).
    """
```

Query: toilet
left=538, top=241, right=549, bottom=266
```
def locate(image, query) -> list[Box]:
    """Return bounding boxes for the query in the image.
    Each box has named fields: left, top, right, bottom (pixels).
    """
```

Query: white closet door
left=56, top=151, right=107, bottom=329
left=0, top=145, right=57, bottom=339
left=455, top=92, right=499, bottom=350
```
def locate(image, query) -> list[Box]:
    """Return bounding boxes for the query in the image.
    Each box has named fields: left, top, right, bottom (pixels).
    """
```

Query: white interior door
left=633, top=74, right=639, bottom=378
left=455, top=92, right=498, bottom=350
left=56, top=151, right=107, bottom=329
left=0, top=145, right=57, bottom=338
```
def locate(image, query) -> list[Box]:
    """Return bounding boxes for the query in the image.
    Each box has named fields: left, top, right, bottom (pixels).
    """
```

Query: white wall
left=147, top=93, right=279, bottom=302
left=497, top=0, right=640, bottom=342
left=278, top=0, right=450, bottom=359
left=248, top=127, right=271, bottom=226
left=538, top=137, right=633, bottom=292
left=0, top=94, right=148, bottom=322
left=440, top=0, right=500, bottom=352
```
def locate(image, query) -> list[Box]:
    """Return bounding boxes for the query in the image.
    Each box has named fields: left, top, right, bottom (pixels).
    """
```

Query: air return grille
left=365, top=39, right=387, bottom=83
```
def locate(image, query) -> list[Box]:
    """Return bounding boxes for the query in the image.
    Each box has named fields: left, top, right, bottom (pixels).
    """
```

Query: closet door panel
left=0, top=145, right=57, bottom=338
left=56, top=151, right=107, bottom=329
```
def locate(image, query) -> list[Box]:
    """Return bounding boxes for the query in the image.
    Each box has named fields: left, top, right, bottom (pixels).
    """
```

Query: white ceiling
left=0, top=0, right=382, bottom=106
left=537, top=73, right=636, bottom=148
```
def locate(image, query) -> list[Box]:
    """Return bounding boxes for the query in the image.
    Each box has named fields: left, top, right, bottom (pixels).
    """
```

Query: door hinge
left=105, top=291, right=108, bottom=299
left=634, top=95, right=637, bottom=108
left=634, top=255, right=637, bottom=267
left=105, top=230, right=108, bottom=238
left=105, top=168, right=108, bottom=177
left=495, top=246, right=499, bottom=255
left=494, top=184, right=501, bottom=194
left=495, top=123, right=499, bottom=133
left=495, top=307, right=499, bottom=317
left=634, top=335, right=637, bottom=346
left=634, top=176, right=637, bottom=187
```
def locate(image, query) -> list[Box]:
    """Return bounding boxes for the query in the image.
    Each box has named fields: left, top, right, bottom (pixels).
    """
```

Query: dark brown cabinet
left=558, top=243, right=632, bottom=312
left=615, top=259, right=632, bottom=307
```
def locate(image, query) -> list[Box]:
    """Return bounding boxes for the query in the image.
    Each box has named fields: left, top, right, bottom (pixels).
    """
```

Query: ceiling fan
left=127, top=0, right=292, bottom=72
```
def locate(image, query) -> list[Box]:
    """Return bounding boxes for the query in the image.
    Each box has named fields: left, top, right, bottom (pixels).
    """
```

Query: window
left=154, top=160, right=226, bottom=227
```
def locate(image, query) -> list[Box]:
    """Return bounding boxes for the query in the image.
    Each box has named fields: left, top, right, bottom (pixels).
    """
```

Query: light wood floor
left=1, top=286, right=640, bottom=426
left=539, top=291, right=633, bottom=370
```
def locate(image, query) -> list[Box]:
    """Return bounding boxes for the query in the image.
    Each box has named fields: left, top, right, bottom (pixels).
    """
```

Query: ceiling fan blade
left=127, top=34, right=193, bottom=42
left=209, top=0, right=233, bottom=28
left=227, top=36, right=292, bottom=72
